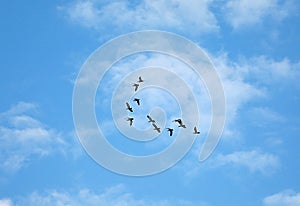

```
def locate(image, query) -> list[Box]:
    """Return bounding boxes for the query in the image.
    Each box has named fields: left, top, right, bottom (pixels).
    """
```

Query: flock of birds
left=125, top=76, right=200, bottom=137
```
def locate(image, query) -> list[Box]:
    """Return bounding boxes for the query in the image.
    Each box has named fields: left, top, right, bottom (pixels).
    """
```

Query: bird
left=126, top=117, right=134, bottom=126
left=146, top=115, right=155, bottom=123
left=166, top=128, right=174, bottom=136
left=133, top=98, right=140, bottom=105
left=173, top=119, right=183, bottom=124
left=173, top=119, right=186, bottom=128
left=137, top=76, right=144, bottom=83
left=178, top=123, right=186, bottom=128
left=132, top=83, right=139, bottom=92
left=126, top=102, right=133, bottom=112
left=152, top=123, right=161, bottom=133
left=193, top=126, right=200, bottom=134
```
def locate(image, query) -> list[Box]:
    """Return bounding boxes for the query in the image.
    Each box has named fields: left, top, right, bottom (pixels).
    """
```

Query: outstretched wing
left=152, top=124, right=161, bottom=133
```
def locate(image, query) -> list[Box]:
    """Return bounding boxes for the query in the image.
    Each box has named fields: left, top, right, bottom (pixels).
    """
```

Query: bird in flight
left=193, top=126, right=200, bottom=134
left=133, top=98, right=140, bottom=105
left=137, top=76, right=144, bottom=83
left=132, top=83, right=139, bottom=92
left=173, top=119, right=183, bottom=124
left=126, top=102, right=133, bottom=112
left=126, top=117, right=134, bottom=126
left=146, top=115, right=155, bottom=123
left=173, top=119, right=186, bottom=128
left=152, top=123, right=161, bottom=133
left=166, top=128, right=174, bottom=136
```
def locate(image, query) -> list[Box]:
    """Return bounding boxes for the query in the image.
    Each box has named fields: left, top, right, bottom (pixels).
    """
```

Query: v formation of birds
left=125, top=76, right=200, bottom=137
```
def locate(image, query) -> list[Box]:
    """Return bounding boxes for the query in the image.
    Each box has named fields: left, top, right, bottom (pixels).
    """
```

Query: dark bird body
left=152, top=123, right=161, bottom=133
left=173, top=119, right=186, bottom=128
left=137, top=76, right=144, bottom=83
left=133, top=83, right=139, bottom=92
left=126, top=117, right=134, bottom=126
left=133, top=98, right=140, bottom=105
left=126, top=102, right=133, bottom=112
left=193, top=126, right=200, bottom=134
left=147, top=115, right=155, bottom=123
left=166, top=128, right=174, bottom=136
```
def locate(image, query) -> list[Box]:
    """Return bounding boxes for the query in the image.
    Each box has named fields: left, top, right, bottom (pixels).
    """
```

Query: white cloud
left=245, top=56, right=300, bottom=85
left=0, top=199, right=13, bottom=206
left=12, top=184, right=201, bottom=206
left=211, top=150, right=280, bottom=175
left=59, top=0, right=218, bottom=36
left=263, top=190, right=300, bottom=206
left=247, top=107, right=285, bottom=127
left=0, top=102, right=79, bottom=172
left=224, top=0, right=292, bottom=29
left=211, top=53, right=264, bottom=139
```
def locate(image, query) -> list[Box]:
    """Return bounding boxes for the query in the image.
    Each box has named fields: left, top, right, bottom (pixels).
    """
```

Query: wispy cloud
left=0, top=102, right=80, bottom=173
left=224, top=0, right=293, bottom=29
left=244, top=56, right=300, bottom=85
left=0, top=199, right=12, bottom=206
left=7, top=184, right=203, bottom=206
left=263, top=190, right=300, bottom=206
left=210, top=150, right=280, bottom=175
left=58, top=0, right=218, bottom=37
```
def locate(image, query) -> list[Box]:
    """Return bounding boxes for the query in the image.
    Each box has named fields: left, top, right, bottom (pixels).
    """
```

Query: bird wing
left=194, top=127, right=197, bottom=133
left=135, top=84, right=139, bottom=91
left=126, top=102, right=130, bottom=108
left=170, top=130, right=173, bottom=136
left=153, top=124, right=160, bottom=132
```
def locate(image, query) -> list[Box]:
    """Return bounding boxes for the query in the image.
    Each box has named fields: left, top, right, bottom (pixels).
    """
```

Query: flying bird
left=147, top=115, right=155, bottom=123
left=173, top=119, right=183, bottom=124
left=166, top=128, right=174, bottom=136
left=132, top=83, right=139, bottom=92
left=178, top=123, right=186, bottom=128
left=133, top=98, right=140, bottom=105
left=193, top=126, right=200, bottom=134
left=126, top=102, right=133, bottom=112
left=126, top=117, right=134, bottom=126
left=152, top=123, right=161, bottom=133
left=137, top=76, right=144, bottom=83
left=173, top=119, right=186, bottom=128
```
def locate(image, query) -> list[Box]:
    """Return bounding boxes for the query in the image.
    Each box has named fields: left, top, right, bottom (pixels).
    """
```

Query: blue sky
left=1, top=0, right=300, bottom=205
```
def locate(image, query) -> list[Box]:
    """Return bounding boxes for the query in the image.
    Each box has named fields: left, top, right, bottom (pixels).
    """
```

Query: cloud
left=0, top=199, right=12, bottom=206
left=59, top=0, right=219, bottom=37
left=244, top=56, right=300, bottom=85
left=263, top=190, right=300, bottom=206
left=210, top=150, right=280, bottom=175
left=0, top=102, right=79, bottom=173
left=11, top=184, right=201, bottom=206
left=224, top=0, right=293, bottom=29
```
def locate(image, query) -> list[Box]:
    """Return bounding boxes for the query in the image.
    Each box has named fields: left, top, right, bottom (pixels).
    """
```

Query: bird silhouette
left=133, top=98, right=140, bottom=105
left=152, top=123, right=161, bottom=133
left=126, top=117, right=134, bottom=126
left=146, top=115, right=155, bottom=123
left=173, top=119, right=186, bottom=128
left=166, top=128, right=174, bottom=136
left=193, top=126, right=200, bottom=134
left=178, top=123, right=186, bottom=128
left=132, top=83, right=139, bottom=92
left=173, top=119, right=183, bottom=124
left=126, top=102, right=133, bottom=112
left=137, top=76, right=144, bottom=83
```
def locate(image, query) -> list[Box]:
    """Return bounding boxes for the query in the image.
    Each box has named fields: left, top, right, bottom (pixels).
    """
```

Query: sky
left=1, top=0, right=300, bottom=205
